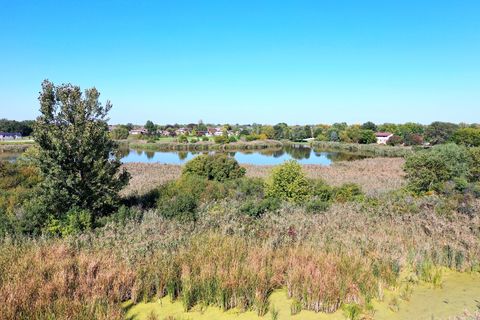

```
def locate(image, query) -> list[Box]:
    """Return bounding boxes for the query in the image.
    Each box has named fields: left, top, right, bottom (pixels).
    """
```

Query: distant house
left=175, top=127, right=190, bottom=136
left=0, top=132, right=22, bottom=140
left=129, top=128, right=148, bottom=135
left=375, top=132, right=394, bottom=144
left=196, top=130, right=208, bottom=137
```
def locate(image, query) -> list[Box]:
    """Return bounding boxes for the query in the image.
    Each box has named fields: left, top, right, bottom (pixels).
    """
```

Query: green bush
left=177, top=135, right=188, bottom=143
left=469, top=147, right=480, bottom=181
left=310, top=179, right=334, bottom=202
left=404, top=144, right=472, bottom=194
left=182, top=154, right=246, bottom=182
left=452, top=128, right=480, bottom=147
left=214, top=135, right=229, bottom=144
left=265, top=160, right=310, bottom=203
left=228, top=136, right=237, bottom=143
left=333, top=183, right=363, bottom=202
left=305, top=199, right=330, bottom=213
left=158, top=193, right=198, bottom=221
left=201, top=136, right=209, bottom=142
left=240, top=197, right=281, bottom=218
left=45, top=208, right=92, bottom=237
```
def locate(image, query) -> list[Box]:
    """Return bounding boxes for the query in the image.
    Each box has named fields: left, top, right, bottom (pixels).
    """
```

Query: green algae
left=125, top=271, right=480, bottom=320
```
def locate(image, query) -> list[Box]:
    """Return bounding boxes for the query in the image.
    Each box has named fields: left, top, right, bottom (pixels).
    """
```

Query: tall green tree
left=145, top=120, right=157, bottom=135
left=33, top=80, right=130, bottom=224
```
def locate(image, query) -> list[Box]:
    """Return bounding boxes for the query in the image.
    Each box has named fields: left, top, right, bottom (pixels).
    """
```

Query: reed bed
left=312, top=141, right=414, bottom=158
left=0, top=241, right=135, bottom=320
left=128, top=140, right=284, bottom=152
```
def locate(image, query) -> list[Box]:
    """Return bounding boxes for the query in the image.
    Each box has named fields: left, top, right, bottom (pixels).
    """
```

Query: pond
left=119, top=146, right=367, bottom=165
left=2, top=146, right=367, bottom=166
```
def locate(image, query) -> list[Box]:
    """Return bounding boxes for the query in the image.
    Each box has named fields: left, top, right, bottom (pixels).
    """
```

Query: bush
left=201, top=136, right=209, bottom=142
left=214, top=135, right=229, bottom=144
left=469, top=147, right=480, bottom=181
left=240, top=197, right=281, bottom=218
left=190, top=138, right=198, bottom=143
left=228, top=136, right=237, bottom=143
left=387, top=135, right=403, bottom=146
left=177, top=135, right=188, bottom=143
left=110, top=126, right=129, bottom=140
left=305, top=199, right=330, bottom=213
left=333, top=183, right=363, bottom=202
left=158, top=193, right=198, bottom=221
left=182, top=154, right=246, bottom=182
left=266, top=160, right=310, bottom=203
left=404, top=133, right=424, bottom=146
left=452, top=128, right=480, bottom=147
left=405, top=144, right=472, bottom=194
left=45, top=208, right=92, bottom=237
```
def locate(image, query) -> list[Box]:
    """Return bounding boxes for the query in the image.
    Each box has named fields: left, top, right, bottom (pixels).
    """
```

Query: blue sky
left=0, top=0, right=479, bottom=125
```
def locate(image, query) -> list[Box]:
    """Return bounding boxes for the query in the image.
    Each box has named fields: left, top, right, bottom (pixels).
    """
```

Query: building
left=375, top=132, right=394, bottom=144
left=129, top=128, right=148, bottom=135
left=0, top=132, right=22, bottom=140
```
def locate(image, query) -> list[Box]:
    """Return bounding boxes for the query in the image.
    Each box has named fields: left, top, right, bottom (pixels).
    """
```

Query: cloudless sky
left=0, top=0, right=479, bottom=125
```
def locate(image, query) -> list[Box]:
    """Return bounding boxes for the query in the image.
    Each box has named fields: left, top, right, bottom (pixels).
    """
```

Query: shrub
left=310, top=179, right=334, bottom=202
left=177, top=135, right=188, bottom=143
left=214, top=135, right=229, bottom=144
left=305, top=199, right=330, bottom=213
left=387, top=135, right=403, bottom=146
left=333, top=183, right=363, bottom=202
left=190, top=138, right=198, bottom=143
left=182, top=154, right=246, bottom=182
left=158, top=193, right=198, bottom=221
left=266, top=160, right=310, bottom=203
left=240, top=197, right=281, bottom=218
left=404, top=133, right=424, bottom=146
left=452, top=128, right=480, bottom=147
left=404, top=144, right=472, bottom=193
left=201, top=136, right=209, bottom=142
left=469, top=147, right=480, bottom=181
left=110, top=126, right=129, bottom=140
left=228, top=136, right=237, bottom=143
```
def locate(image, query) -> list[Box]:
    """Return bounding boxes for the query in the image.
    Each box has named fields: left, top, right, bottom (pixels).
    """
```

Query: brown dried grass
left=122, top=157, right=405, bottom=196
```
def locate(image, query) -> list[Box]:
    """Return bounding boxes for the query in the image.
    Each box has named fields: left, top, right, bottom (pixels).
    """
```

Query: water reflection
left=120, top=146, right=367, bottom=166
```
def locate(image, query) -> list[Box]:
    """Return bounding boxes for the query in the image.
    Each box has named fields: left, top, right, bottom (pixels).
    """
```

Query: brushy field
left=122, top=157, right=406, bottom=196
left=2, top=191, right=478, bottom=319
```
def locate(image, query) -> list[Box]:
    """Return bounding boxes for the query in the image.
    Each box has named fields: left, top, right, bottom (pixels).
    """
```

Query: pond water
left=119, top=146, right=366, bottom=166
left=2, top=146, right=367, bottom=166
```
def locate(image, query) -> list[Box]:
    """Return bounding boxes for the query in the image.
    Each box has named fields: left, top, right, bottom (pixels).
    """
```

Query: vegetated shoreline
left=312, top=141, right=416, bottom=157
left=121, top=157, right=406, bottom=197
left=126, top=139, right=286, bottom=151
left=0, top=141, right=34, bottom=153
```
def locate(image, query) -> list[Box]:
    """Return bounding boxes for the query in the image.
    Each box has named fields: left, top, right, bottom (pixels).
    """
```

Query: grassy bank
left=127, top=139, right=285, bottom=151
left=0, top=140, right=35, bottom=152
left=311, top=141, right=415, bottom=158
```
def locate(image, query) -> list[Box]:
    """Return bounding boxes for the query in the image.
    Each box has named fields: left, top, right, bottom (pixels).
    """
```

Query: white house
left=0, top=132, right=22, bottom=140
left=375, top=132, right=394, bottom=144
left=129, top=128, right=148, bottom=135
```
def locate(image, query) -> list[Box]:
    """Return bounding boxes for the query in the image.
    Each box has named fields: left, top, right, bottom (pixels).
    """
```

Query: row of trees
left=0, top=119, right=34, bottom=136
left=115, top=120, right=480, bottom=146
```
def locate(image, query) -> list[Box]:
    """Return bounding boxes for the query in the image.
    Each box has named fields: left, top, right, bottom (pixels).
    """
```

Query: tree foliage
left=182, top=154, right=246, bottom=182
left=110, top=126, right=129, bottom=140
left=452, top=128, right=480, bottom=147
left=404, top=144, right=472, bottom=193
left=32, top=80, right=130, bottom=229
left=425, top=122, right=458, bottom=145
left=266, top=160, right=310, bottom=203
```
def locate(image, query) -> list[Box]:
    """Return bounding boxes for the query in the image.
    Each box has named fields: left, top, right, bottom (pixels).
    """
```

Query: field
left=122, top=157, right=406, bottom=196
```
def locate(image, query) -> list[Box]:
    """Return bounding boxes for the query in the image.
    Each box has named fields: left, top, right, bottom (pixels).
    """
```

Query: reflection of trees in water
left=284, top=145, right=311, bottom=160
left=178, top=151, right=188, bottom=161
left=145, top=151, right=155, bottom=160
left=320, top=150, right=366, bottom=162
left=117, top=145, right=130, bottom=158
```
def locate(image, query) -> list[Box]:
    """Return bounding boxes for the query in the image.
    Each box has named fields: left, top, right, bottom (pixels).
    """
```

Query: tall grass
left=312, top=141, right=414, bottom=157
left=0, top=241, right=135, bottom=320
left=128, top=139, right=284, bottom=152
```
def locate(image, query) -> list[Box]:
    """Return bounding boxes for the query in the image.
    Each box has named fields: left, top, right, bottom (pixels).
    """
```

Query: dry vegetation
left=122, top=157, right=406, bottom=196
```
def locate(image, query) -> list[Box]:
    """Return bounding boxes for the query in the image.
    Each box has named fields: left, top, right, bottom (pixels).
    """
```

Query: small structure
left=0, top=132, right=22, bottom=140
left=129, top=128, right=148, bottom=135
left=375, top=132, right=394, bottom=145
left=175, top=127, right=190, bottom=136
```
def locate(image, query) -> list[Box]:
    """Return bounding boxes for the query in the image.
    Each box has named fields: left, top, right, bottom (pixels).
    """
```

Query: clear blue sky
left=0, top=0, right=479, bottom=125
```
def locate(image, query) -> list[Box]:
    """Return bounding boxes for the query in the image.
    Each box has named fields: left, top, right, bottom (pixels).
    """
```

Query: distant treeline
left=0, top=119, right=34, bottom=136
left=126, top=120, right=480, bottom=146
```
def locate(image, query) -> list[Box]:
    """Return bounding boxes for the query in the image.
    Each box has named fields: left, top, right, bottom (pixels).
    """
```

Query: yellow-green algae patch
left=373, top=270, right=480, bottom=320
left=125, top=271, right=480, bottom=320
left=124, top=290, right=344, bottom=320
